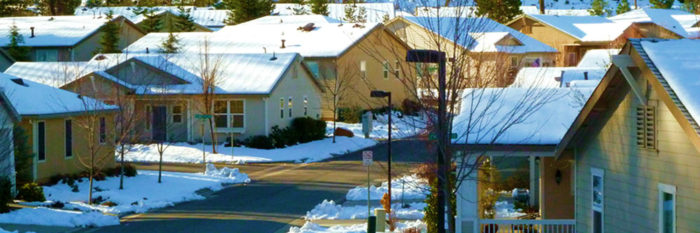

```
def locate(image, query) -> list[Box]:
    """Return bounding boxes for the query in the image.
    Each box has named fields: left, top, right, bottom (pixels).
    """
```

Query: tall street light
left=406, top=49, right=447, bottom=233
left=370, top=90, right=392, bottom=212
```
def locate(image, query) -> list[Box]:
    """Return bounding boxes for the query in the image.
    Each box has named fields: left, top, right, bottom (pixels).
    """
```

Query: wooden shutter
left=636, top=105, right=656, bottom=149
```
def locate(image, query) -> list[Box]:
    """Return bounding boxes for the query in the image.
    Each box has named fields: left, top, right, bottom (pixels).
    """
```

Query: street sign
left=362, top=150, right=373, bottom=166
left=451, top=133, right=458, bottom=139
left=195, top=114, right=212, bottom=119
left=429, top=133, right=458, bottom=140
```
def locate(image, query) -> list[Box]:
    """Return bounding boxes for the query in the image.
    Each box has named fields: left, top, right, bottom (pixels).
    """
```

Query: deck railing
left=478, top=219, right=575, bottom=233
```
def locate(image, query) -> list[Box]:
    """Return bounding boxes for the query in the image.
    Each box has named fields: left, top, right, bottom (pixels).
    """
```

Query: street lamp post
left=406, top=49, right=447, bottom=233
left=370, top=90, right=392, bottom=211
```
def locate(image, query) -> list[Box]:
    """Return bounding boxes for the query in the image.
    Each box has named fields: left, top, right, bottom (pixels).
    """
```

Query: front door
left=152, top=106, right=167, bottom=142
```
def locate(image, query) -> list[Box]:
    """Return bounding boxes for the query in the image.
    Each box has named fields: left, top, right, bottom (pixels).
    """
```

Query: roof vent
left=30, top=27, right=35, bottom=38
left=11, top=78, right=27, bottom=87
left=270, top=52, right=277, bottom=61
left=48, top=17, right=54, bottom=21
left=95, top=54, right=107, bottom=60
left=584, top=71, right=589, bottom=80
left=298, top=23, right=315, bottom=32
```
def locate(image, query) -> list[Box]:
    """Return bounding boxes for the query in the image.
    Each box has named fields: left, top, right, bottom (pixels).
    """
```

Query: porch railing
left=478, top=219, right=575, bottom=233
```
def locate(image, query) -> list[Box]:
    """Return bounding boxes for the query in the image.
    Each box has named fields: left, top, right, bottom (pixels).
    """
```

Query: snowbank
left=288, top=220, right=426, bottom=233
left=0, top=207, right=119, bottom=228
left=327, top=113, right=427, bottom=140
left=43, top=169, right=250, bottom=214
left=495, top=201, right=526, bottom=219
left=305, top=200, right=426, bottom=220
left=123, top=136, right=377, bottom=164
left=346, top=175, right=429, bottom=201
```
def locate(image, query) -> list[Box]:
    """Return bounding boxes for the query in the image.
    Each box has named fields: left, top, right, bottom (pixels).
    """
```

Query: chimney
left=146, top=47, right=150, bottom=54
left=281, top=39, right=286, bottom=49
left=263, top=47, right=267, bottom=54
left=539, top=0, right=545, bottom=14
left=270, top=51, right=277, bottom=61
left=584, top=71, right=589, bottom=80
left=30, top=27, right=35, bottom=38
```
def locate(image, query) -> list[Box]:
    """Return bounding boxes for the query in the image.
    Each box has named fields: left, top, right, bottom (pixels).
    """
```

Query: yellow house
left=0, top=73, right=117, bottom=183
left=555, top=38, right=700, bottom=232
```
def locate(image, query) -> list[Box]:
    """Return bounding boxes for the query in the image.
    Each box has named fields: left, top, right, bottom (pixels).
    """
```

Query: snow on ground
left=328, top=113, right=427, bottom=140
left=41, top=166, right=250, bottom=215
left=494, top=201, right=526, bottom=219
left=289, top=220, right=426, bottom=233
left=305, top=200, right=426, bottom=220
left=122, top=136, right=377, bottom=164
left=0, top=207, right=119, bottom=228
left=346, top=175, right=430, bottom=201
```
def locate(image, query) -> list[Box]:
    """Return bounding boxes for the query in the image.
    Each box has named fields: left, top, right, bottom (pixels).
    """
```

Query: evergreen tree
left=140, top=9, right=163, bottom=32
left=85, top=0, right=103, bottom=8
left=39, top=0, right=81, bottom=15
left=684, top=0, right=700, bottom=13
left=382, top=13, right=390, bottom=23
left=223, top=0, right=273, bottom=25
left=310, top=0, right=329, bottom=16
left=356, top=6, right=367, bottom=23
left=176, top=6, right=197, bottom=32
left=650, top=0, right=674, bottom=8
left=13, top=126, right=33, bottom=184
left=343, top=4, right=356, bottom=23
left=99, top=11, right=121, bottom=53
left=6, top=24, right=29, bottom=61
left=616, top=0, right=631, bottom=14
left=0, top=0, right=32, bottom=16
left=588, top=0, right=610, bottom=16
left=160, top=32, right=179, bottom=53
left=475, top=0, right=523, bottom=23
left=292, top=0, right=309, bottom=15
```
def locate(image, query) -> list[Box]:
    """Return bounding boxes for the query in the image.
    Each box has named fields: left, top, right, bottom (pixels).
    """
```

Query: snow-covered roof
left=0, top=15, right=113, bottom=47
left=123, top=32, right=226, bottom=54
left=415, top=6, right=590, bottom=17
left=273, top=3, right=396, bottom=23
left=402, top=16, right=556, bottom=53
left=609, top=8, right=700, bottom=38
left=4, top=62, right=92, bottom=88
left=639, top=39, right=700, bottom=129
left=559, top=68, right=607, bottom=87
left=74, top=6, right=228, bottom=29
left=511, top=67, right=605, bottom=88
left=0, top=72, right=116, bottom=116
left=576, top=49, right=619, bottom=68
left=242, top=14, right=342, bottom=25
left=451, top=87, right=594, bottom=145
left=526, top=14, right=629, bottom=42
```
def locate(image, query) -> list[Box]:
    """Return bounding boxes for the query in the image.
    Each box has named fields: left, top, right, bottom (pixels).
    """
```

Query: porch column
left=529, top=156, right=537, bottom=207
left=456, top=156, right=479, bottom=233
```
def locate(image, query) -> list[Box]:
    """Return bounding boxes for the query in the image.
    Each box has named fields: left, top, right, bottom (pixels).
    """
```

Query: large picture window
left=37, top=121, right=45, bottom=161
left=214, top=100, right=245, bottom=129
left=65, top=120, right=72, bottom=158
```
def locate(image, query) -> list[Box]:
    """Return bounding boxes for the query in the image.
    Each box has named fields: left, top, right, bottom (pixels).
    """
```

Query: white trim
left=591, top=167, right=604, bottom=233
left=658, top=183, right=676, bottom=233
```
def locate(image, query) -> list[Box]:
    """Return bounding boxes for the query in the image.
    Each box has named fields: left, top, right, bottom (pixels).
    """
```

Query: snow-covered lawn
left=0, top=207, right=119, bottom=228
left=289, top=220, right=426, bottom=233
left=494, top=201, right=526, bottom=219
left=305, top=200, right=426, bottom=220
left=345, top=175, right=430, bottom=201
left=122, top=136, right=377, bottom=164
left=328, top=113, right=427, bottom=140
left=40, top=164, right=250, bottom=215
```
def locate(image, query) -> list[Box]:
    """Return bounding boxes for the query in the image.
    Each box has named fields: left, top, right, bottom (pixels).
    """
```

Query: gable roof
left=4, top=61, right=92, bottom=87
left=399, top=16, right=556, bottom=53
left=576, top=48, right=619, bottom=68
left=0, top=15, right=122, bottom=47
left=609, top=8, right=700, bottom=38
left=75, top=6, right=227, bottom=29
left=0, top=72, right=116, bottom=117
left=415, top=6, right=590, bottom=17
left=273, top=3, right=396, bottom=23
left=522, top=14, right=629, bottom=42
left=511, top=67, right=606, bottom=88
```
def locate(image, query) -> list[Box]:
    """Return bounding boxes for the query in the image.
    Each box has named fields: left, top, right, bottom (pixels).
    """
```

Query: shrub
left=291, top=117, right=326, bottom=143
left=17, top=183, right=45, bottom=202
left=337, top=106, right=364, bottom=123
left=13, top=126, right=33, bottom=184
left=105, top=164, right=138, bottom=177
left=424, top=173, right=456, bottom=233
left=49, top=201, right=65, bottom=209
left=0, top=177, right=12, bottom=213
left=401, top=99, right=422, bottom=116
left=269, top=126, right=298, bottom=148
left=246, top=135, right=275, bottom=149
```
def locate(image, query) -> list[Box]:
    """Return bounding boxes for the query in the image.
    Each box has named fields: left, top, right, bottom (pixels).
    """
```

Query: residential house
left=0, top=72, right=117, bottom=183
left=273, top=3, right=397, bottom=23
left=74, top=6, right=221, bottom=31
left=506, top=9, right=697, bottom=66
left=0, top=15, right=145, bottom=62
left=6, top=52, right=323, bottom=143
left=510, top=48, right=616, bottom=88
left=554, top=38, right=700, bottom=232
left=0, top=90, right=20, bottom=195
left=386, top=16, right=558, bottom=86
left=125, top=15, right=413, bottom=120
left=415, top=6, right=590, bottom=17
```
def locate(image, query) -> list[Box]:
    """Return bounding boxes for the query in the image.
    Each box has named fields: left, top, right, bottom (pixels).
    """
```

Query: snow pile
left=204, top=163, right=251, bottom=183
left=43, top=170, right=250, bottom=214
left=123, top=136, right=377, bottom=164
left=327, top=112, right=427, bottom=140
left=346, top=175, right=429, bottom=201
left=0, top=207, right=119, bottom=228
left=494, top=201, right=526, bottom=219
left=288, top=220, right=426, bottom=233
left=305, top=200, right=426, bottom=220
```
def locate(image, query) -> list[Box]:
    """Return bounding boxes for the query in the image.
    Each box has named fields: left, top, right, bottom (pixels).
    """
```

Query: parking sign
left=362, top=151, right=373, bottom=166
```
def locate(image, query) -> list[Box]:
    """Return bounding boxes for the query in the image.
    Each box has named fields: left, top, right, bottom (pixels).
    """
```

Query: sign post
left=195, top=114, right=212, bottom=164
left=362, top=150, right=374, bottom=233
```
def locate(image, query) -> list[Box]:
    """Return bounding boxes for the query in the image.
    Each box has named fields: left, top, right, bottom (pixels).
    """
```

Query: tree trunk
left=207, top=117, right=217, bottom=153
left=158, top=149, right=163, bottom=183
left=332, top=97, right=337, bottom=143
left=539, top=0, right=545, bottom=14
left=119, top=144, right=125, bottom=190
left=88, top=170, right=94, bottom=205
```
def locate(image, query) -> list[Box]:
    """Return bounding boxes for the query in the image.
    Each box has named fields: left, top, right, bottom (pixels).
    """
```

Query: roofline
left=509, top=14, right=586, bottom=42
left=72, top=15, right=147, bottom=47
left=267, top=53, right=324, bottom=95
left=335, top=23, right=407, bottom=58
left=450, top=143, right=556, bottom=152
left=0, top=49, right=15, bottom=64
left=21, top=108, right=118, bottom=120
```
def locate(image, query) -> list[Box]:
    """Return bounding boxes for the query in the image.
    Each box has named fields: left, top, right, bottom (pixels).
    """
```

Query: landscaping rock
left=334, top=127, right=354, bottom=137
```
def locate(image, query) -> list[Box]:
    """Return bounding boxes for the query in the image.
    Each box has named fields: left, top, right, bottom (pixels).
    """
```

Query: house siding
left=0, top=105, right=15, bottom=194
left=574, top=70, right=700, bottom=232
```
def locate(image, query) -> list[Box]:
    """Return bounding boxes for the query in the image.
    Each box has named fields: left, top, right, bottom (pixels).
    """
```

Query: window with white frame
left=382, top=61, right=389, bottom=79
left=591, top=168, right=604, bottom=233
left=303, top=97, right=308, bottom=116
left=172, top=105, right=183, bottom=123
left=360, top=61, right=367, bottom=79
left=288, top=97, right=293, bottom=118
left=279, top=98, right=285, bottom=119
left=214, top=100, right=244, bottom=129
left=659, top=183, right=676, bottom=233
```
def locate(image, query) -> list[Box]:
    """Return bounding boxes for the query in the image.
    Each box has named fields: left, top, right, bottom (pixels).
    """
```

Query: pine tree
left=343, top=4, right=356, bottom=23
left=292, top=0, right=309, bottom=15
left=382, top=13, right=390, bottom=23
left=310, top=0, right=329, bottom=16
left=650, top=0, right=674, bottom=8
left=616, top=0, right=631, bottom=14
left=140, top=9, right=163, bottom=32
left=475, top=0, right=523, bottom=23
left=223, top=0, right=273, bottom=25
left=85, top=0, right=102, bottom=8
left=6, top=23, right=29, bottom=61
left=0, top=0, right=32, bottom=17
left=588, top=0, right=610, bottom=16
left=356, top=6, right=367, bottom=23
left=99, top=11, right=121, bottom=53
left=160, top=32, right=179, bottom=53
left=176, top=6, right=197, bottom=32
left=39, top=0, right=81, bottom=15
left=685, top=0, right=700, bottom=13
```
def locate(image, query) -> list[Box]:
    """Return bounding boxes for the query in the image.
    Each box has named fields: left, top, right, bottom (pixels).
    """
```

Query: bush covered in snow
left=346, top=175, right=429, bottom=201
left=204, top=163, right=251, bottom=183
left=0, top=207, right=119, bottom=228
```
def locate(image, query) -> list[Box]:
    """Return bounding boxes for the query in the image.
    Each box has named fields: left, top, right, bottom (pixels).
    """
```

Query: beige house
left=0, top=73, right=117, bottom=183
left=555, top=38, right=700, bottom=232
left=0, top=15, right=145, bottom=62
left=124, top=15, right=414, bottom=120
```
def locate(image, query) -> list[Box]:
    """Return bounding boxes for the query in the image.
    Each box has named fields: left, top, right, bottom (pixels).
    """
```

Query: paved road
left=326, top=138, right=435, bottom=163
left=2, top=139, right=431, bottom=233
